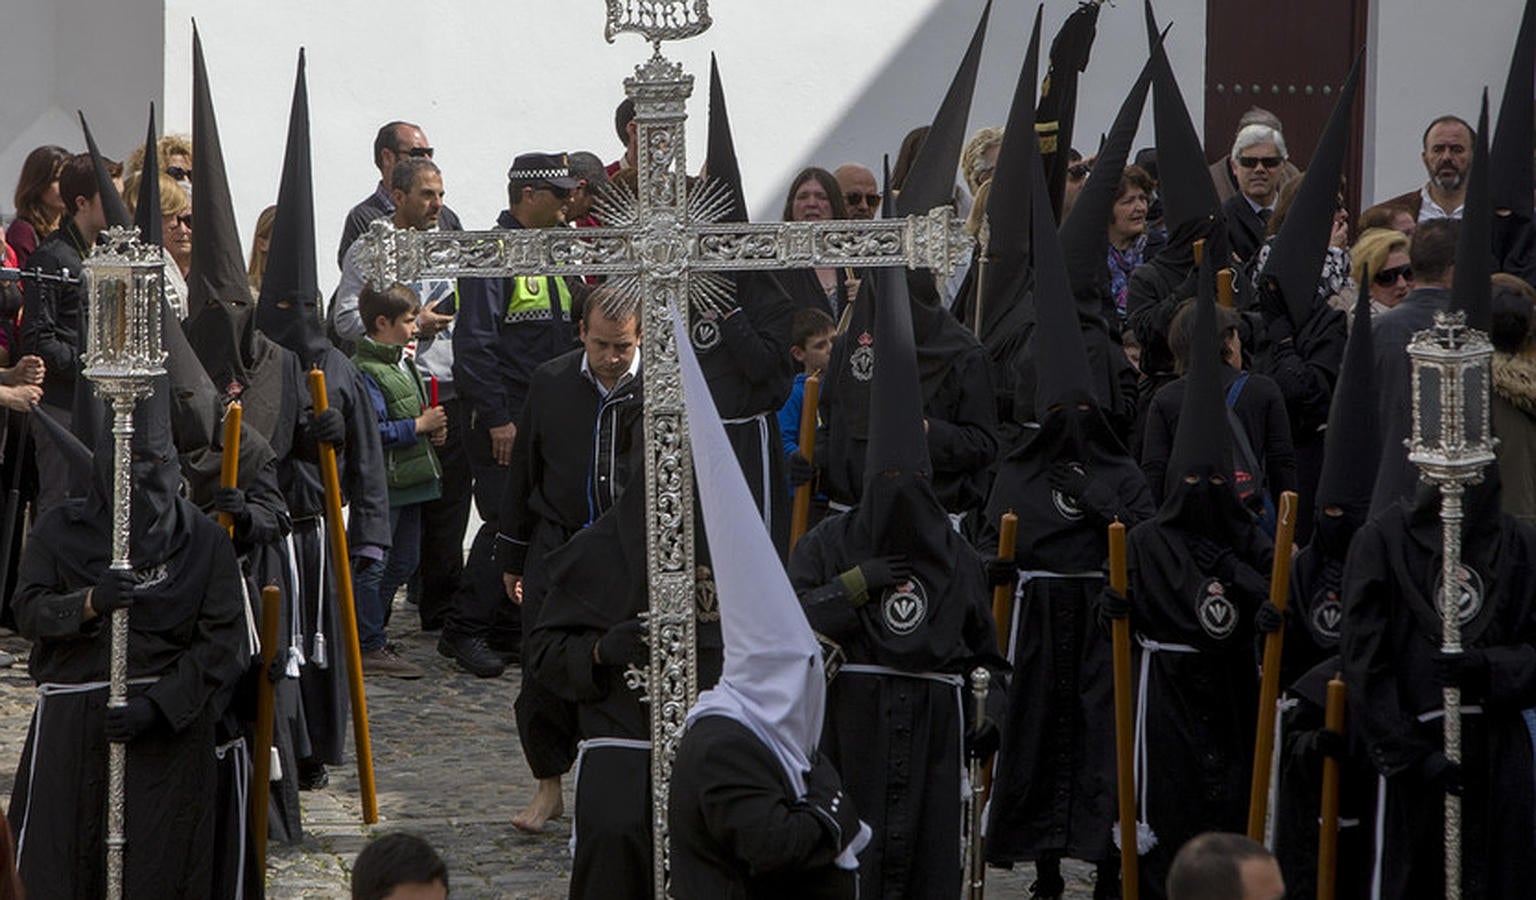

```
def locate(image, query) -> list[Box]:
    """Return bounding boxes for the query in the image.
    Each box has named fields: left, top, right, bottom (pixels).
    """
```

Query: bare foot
left=512, top=776, right=565, bottom=833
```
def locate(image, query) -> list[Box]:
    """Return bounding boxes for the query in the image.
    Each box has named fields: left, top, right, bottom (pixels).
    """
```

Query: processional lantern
left=80, top=223, right=167, bottom=900
left=1405, top=308, right=1497, bottom=900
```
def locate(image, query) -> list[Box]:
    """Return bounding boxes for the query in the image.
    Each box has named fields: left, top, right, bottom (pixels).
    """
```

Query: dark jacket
left=21, top=218, right=90, bottom=409
left=1222, top=193, right=1270, bottom=264
left=1493, top=351, right=1536, bottom=526
left=336, top=182, right=462, bottom=269
left=1369, top=286, right=1451, bottom=516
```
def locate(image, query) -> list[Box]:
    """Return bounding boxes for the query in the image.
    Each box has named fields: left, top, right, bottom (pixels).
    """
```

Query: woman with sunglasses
left=123, top=170, right=193, bottom=318
left=7, top=145, right=71, bottom=270
left=1349, top=227, right=1413, bottom=320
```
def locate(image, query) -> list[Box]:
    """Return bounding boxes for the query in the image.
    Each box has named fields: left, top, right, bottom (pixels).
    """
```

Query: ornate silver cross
left=355, top=4, right=970, bottom=892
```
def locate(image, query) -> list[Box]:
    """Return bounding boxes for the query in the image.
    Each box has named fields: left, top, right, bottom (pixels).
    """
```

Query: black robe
left=669, top=715, right=857, bottom=900
left=7, top=499, right=247, bottom=899
left=788, top=510, right=1005, bottom=900
left=1126, top=510, right=1273, bottom=900
left=979, top=410, right=1156, bottom=865
left=1340, top=487, right=1536, bottom=899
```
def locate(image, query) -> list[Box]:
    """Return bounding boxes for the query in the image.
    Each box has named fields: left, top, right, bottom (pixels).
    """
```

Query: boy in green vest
left=351, top=283, right=448, bottom=677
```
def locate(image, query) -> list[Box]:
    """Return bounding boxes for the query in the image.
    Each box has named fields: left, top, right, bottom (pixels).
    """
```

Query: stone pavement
left=0, top=607, right=1104, bottom=899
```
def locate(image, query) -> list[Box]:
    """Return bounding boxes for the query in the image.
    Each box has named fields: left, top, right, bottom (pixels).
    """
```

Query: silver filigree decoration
left=605, top=0, right=712, bottom=46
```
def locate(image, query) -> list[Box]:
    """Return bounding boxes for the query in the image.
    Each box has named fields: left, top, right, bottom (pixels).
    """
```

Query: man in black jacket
left=21, top=153, right=106, bottom=512
left=335, top=120, right=462, bottom=268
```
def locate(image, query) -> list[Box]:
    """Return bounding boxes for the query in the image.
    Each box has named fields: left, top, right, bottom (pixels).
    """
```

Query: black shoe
left=297, top=759, right=328, bottom=791
left=437, top=633, right=506, bottom=678
left=488, top=639, right=522, bottom=667
left=1030, top=856, right=1065, bottom=899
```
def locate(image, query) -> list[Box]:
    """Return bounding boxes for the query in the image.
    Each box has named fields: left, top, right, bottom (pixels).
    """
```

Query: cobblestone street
left=0, top=606, right=1100, bottom=899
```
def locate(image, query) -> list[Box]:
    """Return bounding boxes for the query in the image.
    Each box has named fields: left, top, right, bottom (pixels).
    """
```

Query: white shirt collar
left=580, top=349, right=640, bottom=399
left=1419, top=185, right=1465, bottom=221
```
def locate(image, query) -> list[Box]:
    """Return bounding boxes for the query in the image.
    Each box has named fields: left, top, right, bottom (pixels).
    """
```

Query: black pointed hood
left=1312, top=282, right=1378, bottom=557
left=896, top=0, right=992, bottom=217
left=135, top=104, right=163, bottom=247
left=975, top=4, right=1042, bottom=342
left=255, top=48, right=327, bottom=363
left=1492, top=0, right=1536, bottom=220
left=162, top=294, right=231, bottom=504
left=187, top=23, right=251, bottom=322
left=85, top=375, right=188, bottom=568
left=1037, top=0, right=1102, bottom=219
left=78, top=112, right=131, bottom=230
left=29, top=403, right=94, bottom=497
left=707, top=54, right=747, bottom=224
left=1059, top=55, right=1153, bottom=322
left=1258, top=52, right=1363, bottom=329
left=1144, top=1, right=1222, bottom=235
left=1033, top=145, right=1096, bottom=413
left=1453, top=93, right=1494, bottom=333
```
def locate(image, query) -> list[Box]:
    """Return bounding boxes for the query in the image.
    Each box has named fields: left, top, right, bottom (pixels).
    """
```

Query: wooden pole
left=788, top=373, right=821, bottom=553
left=306, top=368, right=378, bottom=824
left=251, top=584, right=282, bottom=883
left=1217, top=269, right=1235, bottom=309
left=990, top=511, right=1018, bottom=654
left=1317, top=673, right=1346, bottom=900
left=1108, top=520, right=1138, bottom=900
left=217, top=402, right=242, bottom=537
left=1247, top=490, right=1300, bottom=841
left=1192, top=238, right=1205, bottom=268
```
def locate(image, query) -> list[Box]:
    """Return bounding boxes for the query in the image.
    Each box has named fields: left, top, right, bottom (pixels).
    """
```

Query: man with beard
left=789, top=268, right=1006, bottom=899
left=6, top=377, right=248, bottom=897
left=982, top=154, right=1155, bottom=900
left=1106, top=265, right=1278, bottom=900
left=1380, top=115, right=1474, bottom=223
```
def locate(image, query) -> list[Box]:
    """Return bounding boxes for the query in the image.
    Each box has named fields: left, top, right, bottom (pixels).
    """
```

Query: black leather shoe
left=437, top=633, right=506, bottom=678
left=297, top=759, right=328, bottom=791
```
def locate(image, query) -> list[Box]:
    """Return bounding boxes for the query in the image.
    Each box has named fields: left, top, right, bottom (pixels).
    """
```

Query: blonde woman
left=248, top=205, right=277, bottom=293
left=123, top=170, right=193, bottom=319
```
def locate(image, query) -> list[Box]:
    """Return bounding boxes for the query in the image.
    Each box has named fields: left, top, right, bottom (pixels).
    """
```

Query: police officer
left=442, top=152, right=580, bottom=678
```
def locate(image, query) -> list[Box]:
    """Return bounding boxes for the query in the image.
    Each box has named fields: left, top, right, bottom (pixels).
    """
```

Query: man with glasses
left=442, top=153, right=581, bottom=683
left=1222, top=123, right=1289, bottom=263
left=1380, top=114, right=1475, bottom=223
left=834, top=163, right=882, bottom=221
left=336, top=120, right=463, bottom=268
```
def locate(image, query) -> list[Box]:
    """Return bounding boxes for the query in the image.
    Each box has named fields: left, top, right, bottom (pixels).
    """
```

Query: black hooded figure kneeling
left=788, top=267, right=1007, bottom=900
left=7, top=378, right=249, bottom=897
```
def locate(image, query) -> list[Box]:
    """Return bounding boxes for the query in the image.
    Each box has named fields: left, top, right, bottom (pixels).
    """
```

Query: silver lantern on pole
left=80, top=223, right=167, bottom=900
left=1405, top=308, right=1497, bottom=900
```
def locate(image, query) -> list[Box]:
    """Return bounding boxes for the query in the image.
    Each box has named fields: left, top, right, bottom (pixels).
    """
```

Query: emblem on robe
left=1196, top=578, right=1237, bottom=640
left=1310, top=590, right=1342, bottom=644
left=1434, top=562, right=1483, bottom=626
left=695, top=565, right=720, bottom=623
left=881, top=578, right=927, bottom=635
left=850, top=331, right=874, bottom=382
left=691, top=310, right=722, bottom=351
left=1050, top=462, right=1086, bottom=521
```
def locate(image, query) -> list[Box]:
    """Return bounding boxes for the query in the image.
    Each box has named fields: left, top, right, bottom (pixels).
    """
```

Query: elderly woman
left=1107, top=165, right=1156, bottom=329
left=123, top=170, right=193, bottom=319
left=961, top=126, right=1003, bottom=195
left=780, top=167, right=855, bottom=321
left=1348, top=227, right=1412, bottom=320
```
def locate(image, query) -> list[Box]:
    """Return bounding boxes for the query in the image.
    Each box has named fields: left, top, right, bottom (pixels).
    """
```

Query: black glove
left=1255, top=276, right=1293, bottom=340
left=966, top=717, right=1000, bottom=761
left=1048, top=462, right=1089, bottom=500
left=92, top=570, right=136, bottom=617
left=1417, top=751, right=1464, bottom=797
left=309, top=408, right=345, bottom=446
left=984, top=556, right=1016, bottom=588
left=1309, top=727, right=1347, bottom=762
left=1096, top=586, right=1131, bottom=634
left=1229, top=560, right=1271, bottom=602
left=212, top=486, right=249, bottom=523
left=104, top=695, right=162, bottom=743
left=1189, top=536, right=1232, bottom=576
left=787, top=452, right=815, bottom=489
left=1432, top=649, right=1491, bottom=698
left=1254, top=601, right=1284, bottom=635
left=837, top=556, right=912, bottom=608
left=805, top=752, right=861, bottom=850
left=596, top=619, right=648, bottom=667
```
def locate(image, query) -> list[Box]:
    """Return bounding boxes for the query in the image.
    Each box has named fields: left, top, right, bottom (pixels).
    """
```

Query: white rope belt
left=214, top=735, right=250, bottom=900
left=1007, top=570, right=1103, bottom=665
left=720, top=412, right=773, bottom=535
left=839, top=663, right=970, bottom=807
left=1120, top=635, right=1201, bottom=855
left=570, top=737, right=652, bottom=857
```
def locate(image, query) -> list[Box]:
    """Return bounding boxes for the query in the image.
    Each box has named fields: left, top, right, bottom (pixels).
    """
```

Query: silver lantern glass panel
left=1404, top=308, right=1497, bottom=900
left=79, top=223, right=167, bottom=900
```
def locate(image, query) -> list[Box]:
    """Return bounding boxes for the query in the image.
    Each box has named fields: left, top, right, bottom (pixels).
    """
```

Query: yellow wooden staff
left=1248, top=491, right=1300, bottom=841
left=1109, top=519, right=1138, bottom=900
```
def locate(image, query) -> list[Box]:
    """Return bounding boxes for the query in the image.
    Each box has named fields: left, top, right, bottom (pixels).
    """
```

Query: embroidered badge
left=694, top=565, right=720, bottom=623
left=1310, top=589, right=1342, bottom=644
left=1050, top=462, right=1086, bottom=522
left=691, top=310, right=722, bottom=351
left=850, top=331, right=874, bottom=382
left=525, top=277, right=542, bottom=297
left=881, top=578, right=927, bottom=635
left=1197, top=578, right=1238, bottom=640
left=1435, top=562, right=1484, bottom=626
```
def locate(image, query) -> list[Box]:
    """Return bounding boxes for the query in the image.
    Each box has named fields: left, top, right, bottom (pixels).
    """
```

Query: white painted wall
left=1, top=0, right=1527, bottom=299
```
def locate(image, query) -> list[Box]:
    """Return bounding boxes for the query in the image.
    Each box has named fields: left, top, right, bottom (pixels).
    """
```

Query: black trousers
left=414, top=396, right=473, bottom=630
left=443, top=416, right=519, bottom=647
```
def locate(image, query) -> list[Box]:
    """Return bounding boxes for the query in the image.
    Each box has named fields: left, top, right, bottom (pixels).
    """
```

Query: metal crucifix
left=356, top=3, right=971, bottom=892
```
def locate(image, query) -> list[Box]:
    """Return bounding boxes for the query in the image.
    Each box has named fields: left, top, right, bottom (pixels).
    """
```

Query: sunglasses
left=166, top=166, right=192, bottom=181
left=168, top=213, right=192, bottom=230
left=844, top=192, right=882, bottom=207
left=399, top=146, right=435, bottom=159
left=538, top=184, right=572, bottom=200
left=1237, top=155, right=1284, bottom=170
left=1067, top=163, right=1092, bottom=179
left=1373, top=264, right=1412, bottom=286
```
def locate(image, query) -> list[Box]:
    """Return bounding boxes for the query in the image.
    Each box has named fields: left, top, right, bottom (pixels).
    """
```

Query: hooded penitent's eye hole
left=1183, top=474, right=1200, bottom=485
left=1208, top=475, right=1226, bottom=486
